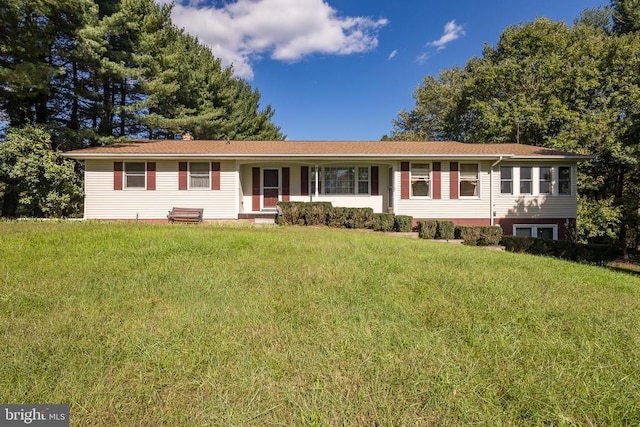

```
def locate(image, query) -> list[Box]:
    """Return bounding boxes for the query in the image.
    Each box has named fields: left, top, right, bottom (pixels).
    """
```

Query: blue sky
left=166, top=0, right=606, bottom=140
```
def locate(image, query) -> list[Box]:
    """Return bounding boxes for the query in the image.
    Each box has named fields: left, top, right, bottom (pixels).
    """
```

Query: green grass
left=1, top=221, right=639, bottom=426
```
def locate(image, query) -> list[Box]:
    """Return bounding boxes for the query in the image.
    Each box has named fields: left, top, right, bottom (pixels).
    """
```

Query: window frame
left=459, top=163, right=479, bottom=198
left=500, top=166, right=513, bottom=195
left=539, top=166, right=552, bottom=195
left=310, top=166, right=371, bottom=195
left=519, top=166, right=533, bottom=195
left=124, top=162, right=146, bottom=190
left=410, top=162, right=431, bottom=198
left=558, top=166, right=571, bottom=195
left=513, top=224, right=558, bottom=240
left=189, top=162, right=211, bottom=190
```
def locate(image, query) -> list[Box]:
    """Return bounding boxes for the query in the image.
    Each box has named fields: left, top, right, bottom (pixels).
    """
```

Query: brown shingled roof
left=63, top=140, right=587, bottom=159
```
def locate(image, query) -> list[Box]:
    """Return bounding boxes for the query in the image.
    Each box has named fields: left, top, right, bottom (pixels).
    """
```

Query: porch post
left=314, top=165, right=319, bottom=199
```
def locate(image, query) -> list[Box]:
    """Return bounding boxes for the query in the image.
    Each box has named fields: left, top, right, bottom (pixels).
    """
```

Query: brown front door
left=263, top=169, right=279, bottom=209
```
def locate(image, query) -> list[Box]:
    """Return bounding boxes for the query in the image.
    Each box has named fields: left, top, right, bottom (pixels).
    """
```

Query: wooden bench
left=167, top=207, right=203, bottom=223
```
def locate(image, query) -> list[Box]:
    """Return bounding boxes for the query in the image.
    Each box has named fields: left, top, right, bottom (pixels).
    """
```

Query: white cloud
left=167, top=0, right=388, bottom=79
left=388, top=49, right=397, bottom=60
left=427, top=20, right=465, bottom=51
left=416, top=52, right=429, bottom=64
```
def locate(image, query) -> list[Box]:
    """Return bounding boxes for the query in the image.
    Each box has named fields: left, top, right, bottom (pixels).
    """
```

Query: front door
left=263, top=169, right=279, bottom=209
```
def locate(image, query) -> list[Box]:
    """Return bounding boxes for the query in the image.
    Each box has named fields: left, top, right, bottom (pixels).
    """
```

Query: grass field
left=0, top=221, right=639, bottom=426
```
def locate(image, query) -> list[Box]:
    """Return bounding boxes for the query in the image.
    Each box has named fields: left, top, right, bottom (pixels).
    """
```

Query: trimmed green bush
left=417, top=220, right=437, bottom=239
left=436, top=221, right=455, bottom=240
left=303, top=202, right=333, bottom=226
left=394, top=215, right=413, bottom=232
left=456, top=226, right=503, bottom=246
left=327, top=207, right=373, bottom=229
left=372, top=213, right=395, bottom=232
left=276, top=202, right=306, bottom=225
left=501, top=236, right=622, bottom=264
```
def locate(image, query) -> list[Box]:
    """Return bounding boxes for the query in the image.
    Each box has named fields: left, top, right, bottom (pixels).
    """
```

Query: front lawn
left=0, top=222, right=638, bottom=425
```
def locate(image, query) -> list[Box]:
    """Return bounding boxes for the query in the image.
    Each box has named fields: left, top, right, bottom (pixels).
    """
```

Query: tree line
left=0, top=0, right=283, bottom=217
left=389, top=1, right=640, bottom=251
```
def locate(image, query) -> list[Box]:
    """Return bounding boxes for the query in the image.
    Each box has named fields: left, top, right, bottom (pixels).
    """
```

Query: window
left=500, top=166, right=513, bottom=194
left=460, top=164, right=479, bottom=197
left=324, top=167, right=355, bottom=194
left=189, top=162, right=210, bottom=189
left=520, top=166, right=532, bottom=194
left=513, top=224, right=558, bottom=240
left=411, top=163, right=431, bottom=197
left=539, top=167, right=552, bottom=194
left=358, top=167, right=369, bottom=194
left=124, top=162, right=145, bottom=189
left=559, top=166, right=571, bottom=195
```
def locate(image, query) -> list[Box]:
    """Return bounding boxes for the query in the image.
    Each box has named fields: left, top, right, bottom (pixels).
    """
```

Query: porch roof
left=63, top=140, right=589, bottom=160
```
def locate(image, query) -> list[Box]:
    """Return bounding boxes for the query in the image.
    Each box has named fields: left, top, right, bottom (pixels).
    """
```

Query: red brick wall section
left=252, top=167, right=261, bottom=212
left=178, top=162, right=188, bottom=190
left=282, top=167, right=290, bottom=201
left=146, top=162, right=156, bottom=190
left=211, top=162, right=220, bottom=190
left=432, top=162, right=441, bottom=199
left=300, top=166, right=309, bottom=196
left=113, top=162, right=123, bottom=190
left=449, top=162, right=458, bottom=199
left=371, top=166, right=379, bottom=196
left=400, top=162, right=410, bottom=199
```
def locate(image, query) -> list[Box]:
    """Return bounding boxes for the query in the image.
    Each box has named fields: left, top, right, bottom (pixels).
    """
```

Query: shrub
left=417, top=220, right=437, bottom=239
left=276, top=202, right=305, bottom=225
left=303, top=202, right=333, bottom=226
left=501, top=236, right=622, bottom=264
left=436, top=221, right=455, bottom=240
left=394, top=215, right=413, bottom=232
left=456, top=226, right=503, bottom=246
left=372, top=213, right=395, bottom=232
left=327, top=207, right=374, bottom=229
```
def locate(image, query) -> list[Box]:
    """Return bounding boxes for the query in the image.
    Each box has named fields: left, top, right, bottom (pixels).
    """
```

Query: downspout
left=490, top=156, right=503, bottom=226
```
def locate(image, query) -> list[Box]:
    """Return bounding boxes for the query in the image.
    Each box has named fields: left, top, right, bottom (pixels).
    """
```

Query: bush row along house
left=63, top=140, right=589, bottom=240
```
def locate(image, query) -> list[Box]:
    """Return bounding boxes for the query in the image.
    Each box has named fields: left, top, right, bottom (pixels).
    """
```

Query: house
left=63, top=140, right=589, bottom=240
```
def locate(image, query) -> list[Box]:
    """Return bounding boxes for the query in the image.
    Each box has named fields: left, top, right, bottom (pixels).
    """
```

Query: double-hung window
left=189, top=162, right=210, bottom=189
left=500, top=166, right=513, bottom=194
left=358, top=167, right=369, bottom=194
left=124, top=162, right=145, bottom=189
left=558, top=166, right=571, bottom=195
left=460, top=164, right=479, bottom=197
left=539, top=167, right=552, bottom=194
left=411, top=163, right=431, bottom=197
left=520, top=167, right=532, bottom=194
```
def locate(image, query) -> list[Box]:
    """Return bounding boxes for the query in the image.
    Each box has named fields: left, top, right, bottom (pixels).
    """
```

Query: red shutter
left=211, top=162, right=220, bottom=190
left=282, top=167, right=290, bottom=201
left=252, top=167, right=260, bottom=212
left=450, top=162, right=459, bottom=199
left=371, top=166, right=379, bottom=196
left=146, top=162, right=156, bottom=190
left=114, top=162, right=123, bottom=190
left=400, top=162, right=410, bottom=199
left=178, top=162, right=188, bottom=190
left=432, top=162, right=441, bottom=199
left=300, top=166, right=309, bottom=196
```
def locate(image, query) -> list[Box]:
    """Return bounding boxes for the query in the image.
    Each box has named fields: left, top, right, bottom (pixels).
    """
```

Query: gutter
left=490, top=156, right=503, bottom=226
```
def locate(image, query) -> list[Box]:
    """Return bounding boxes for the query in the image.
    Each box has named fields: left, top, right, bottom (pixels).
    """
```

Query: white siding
left=392, top=160, right=577, bottom=220
left=84, top=159, right=238, bottom=220
left=493, top=162, right=577, bottom=218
